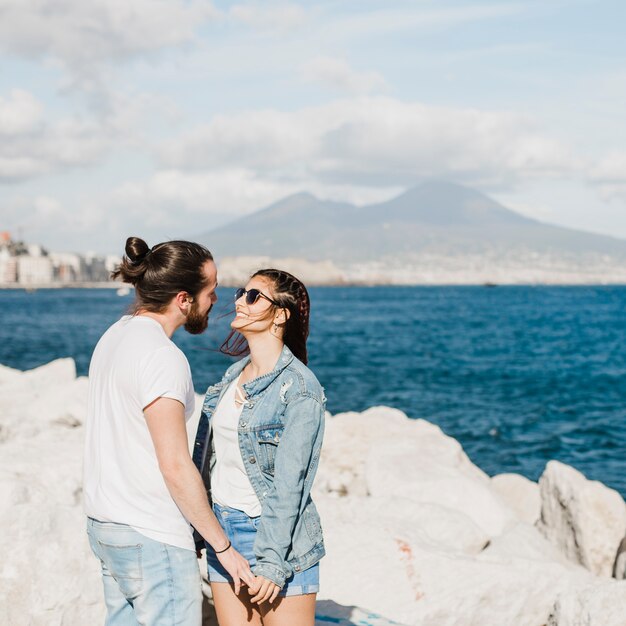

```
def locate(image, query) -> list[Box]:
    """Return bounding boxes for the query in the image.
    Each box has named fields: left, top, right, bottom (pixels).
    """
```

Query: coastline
left=1, top=358, right=626, bottom=625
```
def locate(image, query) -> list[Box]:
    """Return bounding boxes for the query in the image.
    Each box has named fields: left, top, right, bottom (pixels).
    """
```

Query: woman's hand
left=248, top=575, right=281, bottom=604
left=216, top=547, right=255, bottom=595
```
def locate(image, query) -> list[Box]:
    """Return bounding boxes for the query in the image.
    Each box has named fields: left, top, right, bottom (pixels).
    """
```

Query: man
left=83, top=237, right=254, bottom=625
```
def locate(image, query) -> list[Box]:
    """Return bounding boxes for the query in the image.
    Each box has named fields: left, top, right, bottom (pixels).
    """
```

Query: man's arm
left=144, top=396, right=255, bottom=593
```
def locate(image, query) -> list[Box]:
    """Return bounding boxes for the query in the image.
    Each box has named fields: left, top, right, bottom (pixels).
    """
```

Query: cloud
left=0, top=0, right=217, bottom=73
left=324, top=3, right=525, bottom=40
left=589, top=152, right=626, bottom=203
left=111, top=169, right=298, bottom=219
left=0, top=172, right=274, bottom=254
left=159, top=97, right=579, bottom=189
left=0, top=89, right=130, bottom=182
left=301, top=56, right=387, bottom=95
left=0, top=89, right=43, bottom=134
left=229, top=2, right=308, bottom=32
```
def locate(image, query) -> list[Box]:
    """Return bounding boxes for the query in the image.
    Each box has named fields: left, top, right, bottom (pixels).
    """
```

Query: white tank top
left=210, top=376, right=262, bottom=517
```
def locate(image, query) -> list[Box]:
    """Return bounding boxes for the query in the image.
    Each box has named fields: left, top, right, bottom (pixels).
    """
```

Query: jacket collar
left=223, top=344, right=295, bottom=397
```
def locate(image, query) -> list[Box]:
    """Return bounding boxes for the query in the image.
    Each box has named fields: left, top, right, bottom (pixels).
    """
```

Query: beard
left=184, top=300, right=211, bottom=334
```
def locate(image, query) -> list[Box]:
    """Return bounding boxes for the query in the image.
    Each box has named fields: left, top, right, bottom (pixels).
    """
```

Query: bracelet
left=214, top=540, right=231, bottom=554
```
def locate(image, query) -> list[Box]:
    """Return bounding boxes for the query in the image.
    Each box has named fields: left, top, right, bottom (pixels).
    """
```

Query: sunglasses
left=235, top=287, right=280, bottom=307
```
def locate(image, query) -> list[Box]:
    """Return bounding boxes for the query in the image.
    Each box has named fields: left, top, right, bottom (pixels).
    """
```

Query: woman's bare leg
left=259, top=593, right=316, bottom=626
left=210, top=582, right=263, bottom=626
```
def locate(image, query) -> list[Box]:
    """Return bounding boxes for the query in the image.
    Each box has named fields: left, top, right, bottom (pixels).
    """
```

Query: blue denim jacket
left=192, top=345, right=326, bottom=588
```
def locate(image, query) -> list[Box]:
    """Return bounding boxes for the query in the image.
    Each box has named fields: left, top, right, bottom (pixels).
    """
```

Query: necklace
left=234, top=384, right=247, bottom=408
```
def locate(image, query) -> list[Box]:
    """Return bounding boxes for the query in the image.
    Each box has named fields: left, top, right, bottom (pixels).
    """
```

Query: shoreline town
left=5, top=232, right=626, bottom=289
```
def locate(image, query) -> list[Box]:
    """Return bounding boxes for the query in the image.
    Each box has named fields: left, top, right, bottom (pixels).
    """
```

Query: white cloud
left=0, top=89, right=43, bottom=135
left=159, top=97, right=579, bottom=189
left=590, top=152, right=626, bottom=184
left=589, top=152, right=626, bottom=203
left=0, top=0, right=217, bottom=72
left=229, top=2, right=308, bottom=32
left=301, top=56, right=387, bottom=95
left=32, top=195, right=64, bottom=218
left=324, top=3, right=525, bottom=40
left=0, top=89, right=130, bottom=182
left=112, top=168, right=299, bottom=220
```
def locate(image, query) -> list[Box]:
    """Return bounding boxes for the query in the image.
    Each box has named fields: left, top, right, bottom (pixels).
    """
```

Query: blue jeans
left=87, top=517, right=202, bottom=626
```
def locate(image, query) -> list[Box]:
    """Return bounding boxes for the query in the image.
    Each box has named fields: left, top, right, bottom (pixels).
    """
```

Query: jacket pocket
left=303, top=503, right=323, bottom=544
left=255, top=426, right=283, bottom=475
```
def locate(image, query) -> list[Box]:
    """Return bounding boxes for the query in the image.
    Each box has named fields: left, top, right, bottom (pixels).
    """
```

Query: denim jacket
left=192, top=345, right=326, bottom=588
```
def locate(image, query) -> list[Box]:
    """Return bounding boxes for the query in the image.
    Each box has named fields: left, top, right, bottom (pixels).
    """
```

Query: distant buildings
left=0, top=232, right=119, bottom=286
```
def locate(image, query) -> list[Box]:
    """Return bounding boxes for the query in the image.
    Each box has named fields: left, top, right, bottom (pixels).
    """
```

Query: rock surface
left=546, top=581, right=626, bottom=626
left=537, top=460, right=626, bottom=577
left=1, top=360, right=626, bottom=625
left=491, top=472, right=541, bottom=525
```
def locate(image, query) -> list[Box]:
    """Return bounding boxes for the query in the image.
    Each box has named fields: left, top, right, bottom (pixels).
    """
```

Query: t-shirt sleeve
left=138, top=346, right=194, bottom=414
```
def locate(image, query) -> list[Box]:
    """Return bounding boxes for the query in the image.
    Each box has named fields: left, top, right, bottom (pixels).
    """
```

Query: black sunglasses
left=235, top=287, right=280, bottom=307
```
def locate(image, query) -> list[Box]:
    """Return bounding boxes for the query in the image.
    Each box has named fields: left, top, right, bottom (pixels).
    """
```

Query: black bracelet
left=214, top=540, right=231, bottom=554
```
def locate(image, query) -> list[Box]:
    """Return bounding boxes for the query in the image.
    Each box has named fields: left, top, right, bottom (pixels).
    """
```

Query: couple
left=83, top=237, right=325, bottom=626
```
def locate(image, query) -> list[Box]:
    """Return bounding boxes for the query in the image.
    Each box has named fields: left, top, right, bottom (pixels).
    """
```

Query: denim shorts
left=206, top=503, right=319, bottom=596
left=87, top=517, right=202, bottom=625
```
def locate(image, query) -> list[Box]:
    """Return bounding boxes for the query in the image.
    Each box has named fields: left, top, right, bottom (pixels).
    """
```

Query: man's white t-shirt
left=83, top=315, right=196, bottom=551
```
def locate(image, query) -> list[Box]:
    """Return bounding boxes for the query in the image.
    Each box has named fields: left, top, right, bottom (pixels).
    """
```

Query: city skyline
left=0, top=0, right=624, bottom=255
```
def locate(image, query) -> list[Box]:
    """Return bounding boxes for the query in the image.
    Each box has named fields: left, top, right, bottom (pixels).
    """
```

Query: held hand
left=248, top=575, right=281, bottom=604
left=216, top=546, right=255, bottom=595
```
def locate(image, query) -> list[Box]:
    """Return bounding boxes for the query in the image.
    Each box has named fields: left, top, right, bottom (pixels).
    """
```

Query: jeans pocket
left=97, top=541, right=143, bottom=598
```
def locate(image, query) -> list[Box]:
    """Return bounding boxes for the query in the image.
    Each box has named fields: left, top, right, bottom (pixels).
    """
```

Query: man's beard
left=184, top=300, right=210, bottom=334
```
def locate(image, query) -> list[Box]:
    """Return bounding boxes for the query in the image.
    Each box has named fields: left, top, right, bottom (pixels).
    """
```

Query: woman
left=192, top=269, right=325, bottom=626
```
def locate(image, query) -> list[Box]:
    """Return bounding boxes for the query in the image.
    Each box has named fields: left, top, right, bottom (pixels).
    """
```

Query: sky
left=0, top=0, right=625, bottom=255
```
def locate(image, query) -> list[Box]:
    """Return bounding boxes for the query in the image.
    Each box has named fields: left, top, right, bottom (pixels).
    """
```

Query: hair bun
left=125, top=237, right=151, bottom=265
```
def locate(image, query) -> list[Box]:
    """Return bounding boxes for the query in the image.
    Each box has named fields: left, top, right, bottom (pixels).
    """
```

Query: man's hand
left=216, top=547, right=255, bottom=595
left=248, top=575, right=281, bottom=604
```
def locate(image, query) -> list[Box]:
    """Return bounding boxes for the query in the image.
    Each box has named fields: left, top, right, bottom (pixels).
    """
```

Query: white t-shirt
left=83, top=315, right=196, bottom=550
left=211, top=377, right=262, bottom=517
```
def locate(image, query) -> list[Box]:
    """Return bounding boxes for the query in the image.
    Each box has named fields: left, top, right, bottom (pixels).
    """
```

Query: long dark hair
left=221, top=268, right=310, bottom=364
left=112, top=237, right=213, bottom=313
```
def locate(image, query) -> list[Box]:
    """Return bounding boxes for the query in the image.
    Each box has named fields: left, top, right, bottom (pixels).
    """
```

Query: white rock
left=0, top=359, right=84, bottom=441
left=614, top=537, right=626, bottom=579
left=491, top=473, right=541, bottom=525
left=482, top=521, right=578, bottom=567
left=0, top=427, right=105, bottom=625
left=366, top=439, right=515, bottom=537
left=318, top=495, right=593, bottom=626
left=18, top=357, right=77, bottom=387
left=323, top=495, right=488, bottom=555
left=0, top=363, right=21, bottom=385
left=537, top=460, right=626, bottom=577
left=316, top=407, right=492, bottom=500
left=547, top=581, right=626, bottom=625
left=3, top=362, right=626, bottom=626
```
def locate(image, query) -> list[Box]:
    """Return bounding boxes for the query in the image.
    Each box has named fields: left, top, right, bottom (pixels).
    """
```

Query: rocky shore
left=1, top=359, right=625, bottom=625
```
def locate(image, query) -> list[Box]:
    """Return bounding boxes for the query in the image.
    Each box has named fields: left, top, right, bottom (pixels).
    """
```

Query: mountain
left=199, top=181, right=626, bottom=267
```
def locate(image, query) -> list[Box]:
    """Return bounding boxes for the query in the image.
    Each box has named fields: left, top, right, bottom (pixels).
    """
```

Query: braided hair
left=220, top=268, right=311, bottom=364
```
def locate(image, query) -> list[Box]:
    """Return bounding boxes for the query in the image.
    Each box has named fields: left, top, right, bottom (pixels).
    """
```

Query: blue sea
left=2, top=286, right=626, bottom=497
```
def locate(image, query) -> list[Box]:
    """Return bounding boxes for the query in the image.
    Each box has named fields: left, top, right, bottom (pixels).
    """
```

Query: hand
left=248, top=575, right=281, bottom=604
left=216, top=546, right=255, bottom=595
